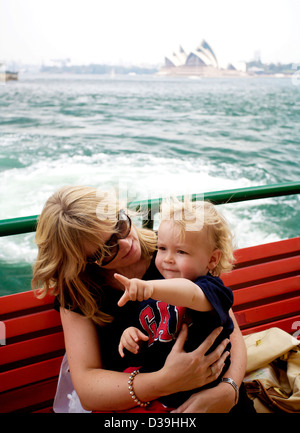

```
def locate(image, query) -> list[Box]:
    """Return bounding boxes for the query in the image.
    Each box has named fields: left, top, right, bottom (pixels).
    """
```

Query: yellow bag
left=243, top=328, right=300, bottom=413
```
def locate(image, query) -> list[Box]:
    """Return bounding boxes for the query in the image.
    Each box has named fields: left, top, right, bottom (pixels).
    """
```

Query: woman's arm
left=223, top=311, right=247, bottom=387
left=116, top=274, right=212, bottom=311
left=60, top=307, right=229, bottom=411
left=172, top=310, right=247, bottom=413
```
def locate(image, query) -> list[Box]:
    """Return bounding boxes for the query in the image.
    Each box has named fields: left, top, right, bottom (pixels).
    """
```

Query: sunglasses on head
left=87, top=210, right=132, bottom=266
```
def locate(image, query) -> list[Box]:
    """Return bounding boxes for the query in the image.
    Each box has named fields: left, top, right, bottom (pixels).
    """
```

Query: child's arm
left=115, top=274, right=212, bottom=311
left=119, top=326, right=149, bottom=357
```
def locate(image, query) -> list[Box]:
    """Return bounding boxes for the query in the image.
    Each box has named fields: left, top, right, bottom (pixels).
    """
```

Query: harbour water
left=0, top=73, right=299, bottom=295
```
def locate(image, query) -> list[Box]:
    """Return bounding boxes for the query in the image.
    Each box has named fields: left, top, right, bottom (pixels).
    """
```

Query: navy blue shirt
left=53, top=254, right=161, bottom=372
left=131, top=274, right=234, bottom=407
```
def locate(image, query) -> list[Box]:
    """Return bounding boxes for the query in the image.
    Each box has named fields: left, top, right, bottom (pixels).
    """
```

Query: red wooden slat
left=222, top=255, right=300, bottom=288
left=0, top=378, right=58, bottom=413
left=234, top=296, right=300, bottom=328
left=234, top=237, right=300, bottom=266
left=240, top=315, right=300, bottom=338
left=0, top=356, right=63, bottom=393
left=4, top=310, right=61, bottom=339
left=0, top=331, right=64, bottom=366
left=0, top=291, right=55, bottom=316
left=233, top=275, right=300, bottom=306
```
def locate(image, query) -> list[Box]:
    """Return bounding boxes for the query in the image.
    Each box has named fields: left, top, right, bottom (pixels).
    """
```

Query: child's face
left=155, top=220, right=219, bottom=281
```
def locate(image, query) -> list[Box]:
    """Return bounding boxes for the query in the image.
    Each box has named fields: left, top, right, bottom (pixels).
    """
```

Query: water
left=0, top=73, right=299, bottom=295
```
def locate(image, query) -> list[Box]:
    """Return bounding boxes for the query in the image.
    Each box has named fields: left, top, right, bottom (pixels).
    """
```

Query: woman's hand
left=160, top=324, right=229, bottom=395
left=171, top=311, right=247, bottom=413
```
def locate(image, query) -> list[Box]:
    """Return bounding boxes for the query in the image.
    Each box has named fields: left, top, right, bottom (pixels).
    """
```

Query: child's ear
left=208, top=249, right=221, bottom=271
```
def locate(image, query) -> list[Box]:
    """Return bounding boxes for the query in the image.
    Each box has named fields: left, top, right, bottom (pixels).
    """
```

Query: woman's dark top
left=54, top=254, right=162, bottom=372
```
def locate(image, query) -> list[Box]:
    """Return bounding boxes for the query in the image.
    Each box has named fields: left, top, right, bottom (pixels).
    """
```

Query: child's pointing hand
left=114, top=273, right=154, bottom=307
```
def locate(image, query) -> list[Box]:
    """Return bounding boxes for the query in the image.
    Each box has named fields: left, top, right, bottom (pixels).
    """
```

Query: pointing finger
left=114, top=273, right=130, bottom=287
left=117, top=291, right=130, bottom=307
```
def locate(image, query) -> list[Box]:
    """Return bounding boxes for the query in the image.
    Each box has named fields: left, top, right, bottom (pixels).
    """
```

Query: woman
left=32, top=186, right=248, bottom=413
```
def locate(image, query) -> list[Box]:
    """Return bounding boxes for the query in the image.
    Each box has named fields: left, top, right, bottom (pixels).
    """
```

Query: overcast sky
left=1, top=0, right=299, bottom=67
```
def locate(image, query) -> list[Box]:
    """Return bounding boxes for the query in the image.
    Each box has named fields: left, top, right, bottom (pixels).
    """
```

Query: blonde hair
left=31, top=186, right=157, bottom=326
left=159, top=198, right=235, bottom=276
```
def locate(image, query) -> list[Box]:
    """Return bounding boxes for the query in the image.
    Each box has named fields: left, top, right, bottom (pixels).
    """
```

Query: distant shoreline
left=36, top=70, right=293, bottom=78
left=31, top=59, right=295, bottom=78
left=3, top=59, right=296, bottom=78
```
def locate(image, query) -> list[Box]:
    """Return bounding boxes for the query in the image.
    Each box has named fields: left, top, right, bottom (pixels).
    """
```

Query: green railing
left=1, top=181, right=300, bottom=236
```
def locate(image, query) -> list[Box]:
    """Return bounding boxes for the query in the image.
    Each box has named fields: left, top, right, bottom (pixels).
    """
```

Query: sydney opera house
left=159, top=40, right=246, bottom=77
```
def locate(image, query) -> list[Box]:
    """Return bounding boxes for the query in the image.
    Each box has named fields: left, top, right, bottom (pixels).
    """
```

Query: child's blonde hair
left=159, top=198, right=235, bottom=276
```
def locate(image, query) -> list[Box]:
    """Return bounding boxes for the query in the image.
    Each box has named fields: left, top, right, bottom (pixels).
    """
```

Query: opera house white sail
left=185, top=40, right=218, bottom=68
left=164, top=45, right=187, bottom=67
left=160, top=39, right=246, bottom=77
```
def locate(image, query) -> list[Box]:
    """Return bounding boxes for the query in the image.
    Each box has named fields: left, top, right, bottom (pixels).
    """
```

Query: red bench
left=0, top=292, right=64, bottom=412
left=0, top=237, right=299, bottom=412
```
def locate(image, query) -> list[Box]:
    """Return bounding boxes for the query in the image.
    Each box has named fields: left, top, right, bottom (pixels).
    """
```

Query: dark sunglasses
left=87, top=210, right=132, bottom=266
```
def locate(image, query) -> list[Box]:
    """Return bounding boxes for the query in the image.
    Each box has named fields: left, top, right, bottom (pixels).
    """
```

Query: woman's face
left=104, top=225, right=142, bottom=269
left=86, top=225, right=142, bottom=270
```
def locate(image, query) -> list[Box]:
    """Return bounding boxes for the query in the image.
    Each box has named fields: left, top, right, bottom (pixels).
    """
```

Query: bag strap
left=244, top=380, right=294, bottom=413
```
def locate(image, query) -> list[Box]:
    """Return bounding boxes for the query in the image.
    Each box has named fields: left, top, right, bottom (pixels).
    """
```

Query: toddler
left=115, top=199, right=235, bottom=408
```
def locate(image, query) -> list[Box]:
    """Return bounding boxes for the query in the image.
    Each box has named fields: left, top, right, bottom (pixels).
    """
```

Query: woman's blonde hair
left=160, top=198, right=235, bottom=276
left=31, top=186, right=157, bottom=326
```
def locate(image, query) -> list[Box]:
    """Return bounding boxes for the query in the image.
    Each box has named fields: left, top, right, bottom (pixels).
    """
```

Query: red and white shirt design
left=139, top=300, right=186, bottom=346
